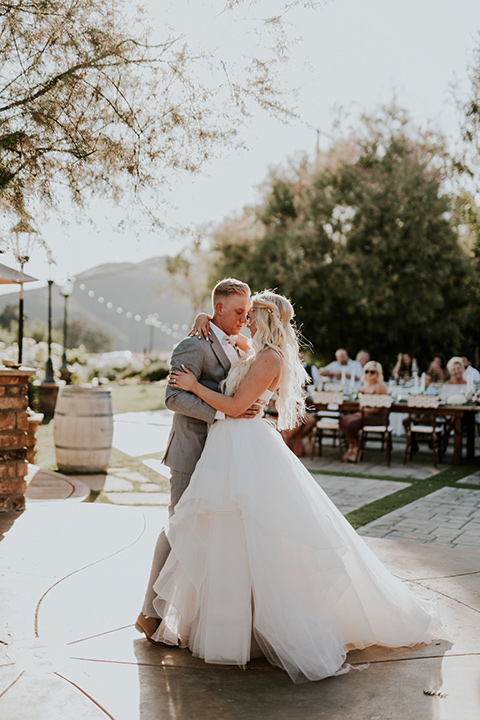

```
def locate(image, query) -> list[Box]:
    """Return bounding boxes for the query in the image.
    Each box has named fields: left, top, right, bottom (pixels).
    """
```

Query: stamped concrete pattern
left=1, top=504, right=480, bottom=720
left=359, top=486, right=480, bottom=547
left=1, top=406, right=480, bottom=718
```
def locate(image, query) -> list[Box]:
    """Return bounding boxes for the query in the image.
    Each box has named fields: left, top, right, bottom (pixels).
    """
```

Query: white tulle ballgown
left=151, top=392, right=440, bottom=683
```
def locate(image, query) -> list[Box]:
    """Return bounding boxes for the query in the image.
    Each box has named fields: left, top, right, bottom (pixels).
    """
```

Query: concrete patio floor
left=1, top=408, right=480, bottom=718
left=1, top=502, right=479, bottom=720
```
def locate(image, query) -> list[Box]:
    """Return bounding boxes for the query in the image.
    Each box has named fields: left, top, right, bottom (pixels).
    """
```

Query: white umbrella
left=0, top=262, right=38, bottom=284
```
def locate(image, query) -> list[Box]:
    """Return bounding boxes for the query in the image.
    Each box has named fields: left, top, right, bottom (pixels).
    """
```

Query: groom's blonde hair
left=212, top=278, right=250, bottom=307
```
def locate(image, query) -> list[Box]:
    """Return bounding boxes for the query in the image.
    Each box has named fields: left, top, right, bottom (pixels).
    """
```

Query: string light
left=77, top=281, right=188, bottom=340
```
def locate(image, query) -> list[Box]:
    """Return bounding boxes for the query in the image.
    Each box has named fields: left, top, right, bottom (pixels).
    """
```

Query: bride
left=149, top=290, right=440, bottom=683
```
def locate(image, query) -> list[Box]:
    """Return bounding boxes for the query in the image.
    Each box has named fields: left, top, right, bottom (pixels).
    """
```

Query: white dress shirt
left=464, top=365, right=480, bottom=383
left=322, top=358, right=362, bottom=381
left=210, top=322, right=241, bottom=366
left=210, top=323, right=246, bottom=420
left=303, top=363, right=321, bottom=387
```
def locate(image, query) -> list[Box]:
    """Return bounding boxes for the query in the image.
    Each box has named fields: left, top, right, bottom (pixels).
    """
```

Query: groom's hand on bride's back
left=234, top=400, right=263, bottom=419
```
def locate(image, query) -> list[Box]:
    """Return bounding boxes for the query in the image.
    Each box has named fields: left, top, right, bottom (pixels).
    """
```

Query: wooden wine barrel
left=54, top=386, right=114, bottom=474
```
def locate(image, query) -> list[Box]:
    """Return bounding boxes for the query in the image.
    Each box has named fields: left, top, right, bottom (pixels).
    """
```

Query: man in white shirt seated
left=299, top=351, right=322, bottom=389
left=320, top=348, right=362, bottom=384
left=462, top=355, right=480, bottom=383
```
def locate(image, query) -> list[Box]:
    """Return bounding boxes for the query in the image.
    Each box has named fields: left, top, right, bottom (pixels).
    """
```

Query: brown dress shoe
left=135, top=613, right=162, bottom=643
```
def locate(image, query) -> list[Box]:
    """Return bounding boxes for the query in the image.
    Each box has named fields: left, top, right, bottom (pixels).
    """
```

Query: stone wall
left=0, top=369, right=34, bottom=512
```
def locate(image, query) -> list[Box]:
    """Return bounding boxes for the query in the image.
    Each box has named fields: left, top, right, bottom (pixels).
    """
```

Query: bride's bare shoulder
left=255, top=347, right=283, bottom=368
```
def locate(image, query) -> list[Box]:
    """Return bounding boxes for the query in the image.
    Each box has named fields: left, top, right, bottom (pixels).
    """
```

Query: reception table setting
left=311, top=375, right=480, bottom=465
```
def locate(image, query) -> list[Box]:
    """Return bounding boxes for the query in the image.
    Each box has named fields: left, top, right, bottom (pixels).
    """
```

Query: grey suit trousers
left=141, top=469, right=191, bottom=618
left=141, top=332, right=230, bottom=619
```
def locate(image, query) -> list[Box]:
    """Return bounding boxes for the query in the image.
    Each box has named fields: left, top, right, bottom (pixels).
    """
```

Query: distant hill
left=0, top=257, right=201, bottom=351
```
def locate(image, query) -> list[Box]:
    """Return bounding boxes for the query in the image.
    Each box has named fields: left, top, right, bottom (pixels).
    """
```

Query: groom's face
left=215, top=293, right=251, bottom=336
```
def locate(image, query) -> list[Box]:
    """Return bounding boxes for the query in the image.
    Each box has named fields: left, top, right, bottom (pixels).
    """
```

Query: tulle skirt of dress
left=151, top=418, right=441, bottom=683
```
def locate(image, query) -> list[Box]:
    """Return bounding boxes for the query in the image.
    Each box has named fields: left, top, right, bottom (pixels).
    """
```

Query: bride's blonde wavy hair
left=222, top=290, right=308, bottom=430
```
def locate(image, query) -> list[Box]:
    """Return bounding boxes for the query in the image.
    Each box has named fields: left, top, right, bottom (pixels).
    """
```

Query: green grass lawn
left=110, top=382, right=166, bottom=414
left=345, top=460, right=480, bottom=529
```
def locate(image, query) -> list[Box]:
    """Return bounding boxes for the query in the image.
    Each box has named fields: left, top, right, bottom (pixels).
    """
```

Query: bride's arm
left=188, top=313, right=211, bottom=339
left=235, top=334, right=250, bottom=352
left=169, top=349, right=281, bottom=417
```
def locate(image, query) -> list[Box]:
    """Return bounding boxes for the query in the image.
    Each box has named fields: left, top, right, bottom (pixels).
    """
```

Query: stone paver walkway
left=312, top=474, right=409, bottom=514
left=459, top=470, right=480, bottom=486
left=359, top=486, right=480, bottom=548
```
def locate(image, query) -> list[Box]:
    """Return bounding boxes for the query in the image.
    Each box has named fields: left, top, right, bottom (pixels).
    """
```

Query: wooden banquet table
left=313, top=399, right=480, bottom=465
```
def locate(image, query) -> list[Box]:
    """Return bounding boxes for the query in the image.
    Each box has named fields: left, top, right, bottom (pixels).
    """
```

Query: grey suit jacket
left=163, top=332, right=231, bottom=475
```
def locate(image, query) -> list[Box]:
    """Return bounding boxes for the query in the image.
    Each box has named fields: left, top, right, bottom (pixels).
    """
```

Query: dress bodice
left=258, top=389, right=275, bottom=405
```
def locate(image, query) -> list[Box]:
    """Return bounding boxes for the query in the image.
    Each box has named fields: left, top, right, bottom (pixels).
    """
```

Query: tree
left=53, top=316, right=112, bottom=352
left=453, top=190, right=480, bottom=366
left=0, top=302, right=18, bottom=328
left=461, top=33, right=480, bottom=178
left=166, top=233, right=211, bottom=322
left=0, top=0, right=318, bottom=230
left=211, top=108, right=473, bottom=371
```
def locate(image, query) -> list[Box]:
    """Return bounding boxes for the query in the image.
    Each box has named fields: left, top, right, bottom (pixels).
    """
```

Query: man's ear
left=214, top=302, right=223, bottom=315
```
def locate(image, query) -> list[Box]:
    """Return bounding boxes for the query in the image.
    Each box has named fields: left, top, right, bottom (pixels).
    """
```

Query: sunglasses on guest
left=364, top=369, right=377, bottom=375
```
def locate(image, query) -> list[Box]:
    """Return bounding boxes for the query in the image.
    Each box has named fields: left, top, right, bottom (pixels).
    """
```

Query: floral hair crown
left=254, top=303, right=274, bottom=315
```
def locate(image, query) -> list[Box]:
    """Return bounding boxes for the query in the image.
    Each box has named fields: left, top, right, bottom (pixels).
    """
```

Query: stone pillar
left=27, top=411, right=44, bottom=464
left=0, top=368, right=35, bottom=513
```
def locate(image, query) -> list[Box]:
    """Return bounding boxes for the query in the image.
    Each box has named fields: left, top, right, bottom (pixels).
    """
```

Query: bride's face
left=246, top=310, right=257, bottom=336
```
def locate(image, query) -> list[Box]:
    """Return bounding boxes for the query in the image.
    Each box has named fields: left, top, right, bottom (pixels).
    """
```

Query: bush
left=141, top=362, right=169, bottom=382
left=27, top=376, right=38, bottom=410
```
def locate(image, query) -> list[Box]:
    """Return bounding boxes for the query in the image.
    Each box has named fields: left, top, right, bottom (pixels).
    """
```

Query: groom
left=137, top=277, right=259, bottom=640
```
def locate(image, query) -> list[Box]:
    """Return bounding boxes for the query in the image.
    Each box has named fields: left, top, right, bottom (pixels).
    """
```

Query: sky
left=2, top=0, right=480, bottom=293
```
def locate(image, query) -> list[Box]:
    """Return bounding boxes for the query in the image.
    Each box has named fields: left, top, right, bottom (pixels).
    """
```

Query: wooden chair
left=310, top=390, right=344, bottom=459
left=357, top=393, right=393, bottom=466
left=403, top=395, right=443, bottom=467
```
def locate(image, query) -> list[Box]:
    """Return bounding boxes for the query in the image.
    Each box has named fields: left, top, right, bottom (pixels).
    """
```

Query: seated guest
left=340, top=361, right=388, bottom=463
left=281, top=412, right=317, bottom=457
left=403, top=371, right=437, bottom=442
left=445, top=357, right=467, bottom=385
left=427, top=354, right=447, bottom=383
left=392, top=352, right=412, bottom=382
left=299, top=350, right=322, bottom=389
left=281, top=351, right=318, bottom=456
left=462, top=355, right=480, bottom=384
left=321, top=348, right=361, bottom=384
left=353, top=350, right=370, bottom=388
left=355, top=350, right=370, bottom=369
left=424, top=371, right=438, bottom=395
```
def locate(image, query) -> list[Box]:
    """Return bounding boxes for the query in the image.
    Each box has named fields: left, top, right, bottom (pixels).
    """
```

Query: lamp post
left=42, top=276, right=55, bottom=383
left=11, top=217, right=38, bottom=364
left=146, top=313, right=158, bottom=362
left=60, top=279, right=74, bottom=380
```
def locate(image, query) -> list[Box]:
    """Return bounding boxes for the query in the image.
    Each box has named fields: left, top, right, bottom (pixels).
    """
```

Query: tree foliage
left=54, top=316, right=112, bottom=352
left=461, top=33, right=480, bottom=174
left=166, top=234, right=211, bottom=322
left=211, top=109, right=474, bottom=371
left=0, top=0, right=317, bottom=229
